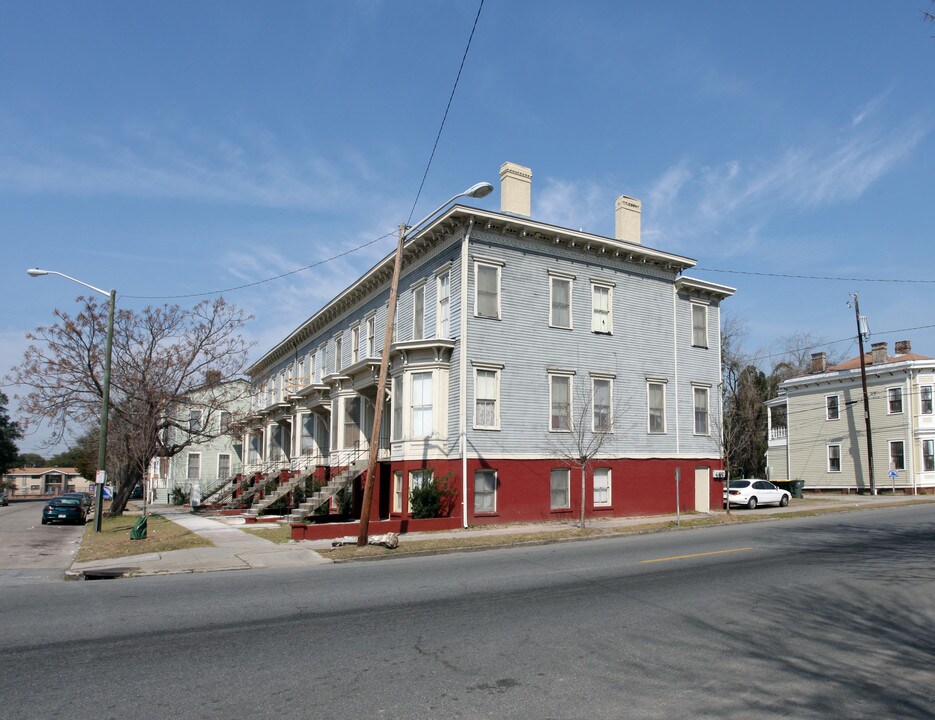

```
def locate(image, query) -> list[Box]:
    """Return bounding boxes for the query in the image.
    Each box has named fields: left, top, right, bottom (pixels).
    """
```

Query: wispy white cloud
left=0, top=118, right=368, bottom=210
left=534, top=178, right=610, bottom=233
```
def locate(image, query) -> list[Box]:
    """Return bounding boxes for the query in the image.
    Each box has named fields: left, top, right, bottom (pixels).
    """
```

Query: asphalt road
left=1, top=504, right=934, bottom=719
left=0, top=499, right=85, bottom=583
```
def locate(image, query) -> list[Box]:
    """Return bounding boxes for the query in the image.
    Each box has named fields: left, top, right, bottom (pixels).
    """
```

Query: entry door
left=694, top=466, right=710, bottom=512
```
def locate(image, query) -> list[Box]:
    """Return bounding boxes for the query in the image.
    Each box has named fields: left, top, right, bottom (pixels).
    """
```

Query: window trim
left=408, top=469, right=434, bottom=513
left=333, top=334, right=343, bottom=373
left=412, top=282, right=426, bottom=341
left=591, top=375, right=613, bottom=433
left=549, top=467, right=571, bottom=510
left=186, top=452, right=201, bottom=481
left=392, top=471, right=403, bottom=513
left=826, top=394, right=840, bottom=421
left=921, top=385, right=933, bottom=415
left=549, top=371, right=575, bottom=432
left=887, top=386, right=903, bottom=415
left=590, top=281, right=614, bottom=335
left=827, top=443, right=842, bottom=473
left=647, top=380, right=668, bottom=434
left=889, top=439, right=905, bottom=472
left=472, top=362, right=502, bottom=430
left=217, top=453, right=231, bottom=480
left=923, top=439, right=935, bottom=472
left=691, top=302, right=709, bottom=349
left=473, top=469, right=497, bottom=514
left=351, top=324, right=360, bottom=364
left=436, top=270, right=451, bottom=339
left=410, top=371, right=434, bottom=438
left=365, top=316, right=376, bottom=357
left=548, top=270, right=575, bottom=330
left=473, top=259, right=502, bottom=320
left=692, top=384, right=710, bottom=436
left=593, top=467, right=612, bottom=507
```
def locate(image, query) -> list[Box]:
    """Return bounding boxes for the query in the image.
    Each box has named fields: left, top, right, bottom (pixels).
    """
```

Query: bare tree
left=8, top=296, right=252, bottom=515
left=548, top=377, right=625, bottom=528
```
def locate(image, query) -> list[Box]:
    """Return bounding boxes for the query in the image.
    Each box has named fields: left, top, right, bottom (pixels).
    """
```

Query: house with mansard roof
left=239, top=162, right=734, bottom=533
left=766, top=340, right=935, bottom=494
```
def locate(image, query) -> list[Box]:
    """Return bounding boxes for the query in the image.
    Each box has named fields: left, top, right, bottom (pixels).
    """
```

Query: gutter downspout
left=672, top=287, right=680, bottom=453
left=460, top=218, right=475, bottom=528
left=907, top=371, right=916, bottom=495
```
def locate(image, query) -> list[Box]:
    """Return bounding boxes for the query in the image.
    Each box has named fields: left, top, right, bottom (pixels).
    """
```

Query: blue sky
left=2, top=1, right=933, bottom=455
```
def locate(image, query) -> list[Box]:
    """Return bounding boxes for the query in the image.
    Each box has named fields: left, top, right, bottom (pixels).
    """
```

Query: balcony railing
left=769, top=426, right=788, bottom=441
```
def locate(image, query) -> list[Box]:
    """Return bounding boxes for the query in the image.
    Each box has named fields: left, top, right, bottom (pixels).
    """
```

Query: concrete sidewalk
left=68, top=493, right=935, bottom=579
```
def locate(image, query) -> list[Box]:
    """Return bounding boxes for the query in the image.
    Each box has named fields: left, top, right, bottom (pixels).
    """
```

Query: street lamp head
left=26, top=268, right=50, bottom=277
left=466, top=182, right=494, bottom=199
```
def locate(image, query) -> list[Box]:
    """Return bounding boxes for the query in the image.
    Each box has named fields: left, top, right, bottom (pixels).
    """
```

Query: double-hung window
left=593, top=467, right=611, bottom=506
left=392, top=471, right=403, bottom=513
left=351, top=325, right=360, bottom=364
left=411, top=372, right=433, bottom=437
left=474, top=469, right=497, bottom=513
left=922, top=386, right=933, bottom=415
left=437, top=271, right=450, bottom=338
left=366, top=317, right=375, bottom=357
left=592, top=376, right=613, bottom=432
left=888, top=387, right=903, bottom=414
left=591, top=282, right=613, bottom=334
left=475, top=260, right=501, bottom=319
left=412, top=284, right=425, bottom=341
left=217, top=454, right=231, bottom=480
left=550, top=468, right=570, bottom=510
left=549, top=372, right=573, bottom=431
left=647, top=381, right=667, bottom=434
left=408, top=469, right=433, bottom=512
left=827, top=444, right=841, bottom=472
left=693, top=385, right=710, bottom=435
left=219, top=411, right=231, bottom=434
left=186, top=453, right=201, bottom=480
left=923, top=439, right=935, bottom=472
left=889, top=440, right=905, bottom=471
left=189, top=409, right=203, bottom=433
left=474, top=365, right=501, bottom=430
left=334, top=336, right=343, bottom=373
left=691, top=303, right=708, bottom=348
left=391, top=375, right=403, bottom=441
left=549, top=272, right=573, bottom=329
left=826, top=395, right=840, bottom=420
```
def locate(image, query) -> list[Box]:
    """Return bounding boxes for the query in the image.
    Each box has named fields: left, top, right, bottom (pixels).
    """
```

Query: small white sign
left=713, top=470, right=726, bottom=479
left=95, top=470, right=107, bottom=484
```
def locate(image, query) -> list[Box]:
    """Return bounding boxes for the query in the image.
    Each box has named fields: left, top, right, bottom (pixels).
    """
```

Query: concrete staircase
left=244, top=471, right=306, bottom=518
left=285, top=455, right=368, bottom=523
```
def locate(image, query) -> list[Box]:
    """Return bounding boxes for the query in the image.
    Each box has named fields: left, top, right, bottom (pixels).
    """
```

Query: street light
left=27, top=268, right=116, bottom=533
left=358, top=181, right=493, bottom=546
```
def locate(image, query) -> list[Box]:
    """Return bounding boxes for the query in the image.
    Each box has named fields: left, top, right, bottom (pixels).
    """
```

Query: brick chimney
left=615, top=195, right=642, bottom=245
left=895, top=340, right=911, bottom=355
left=871, top=341, right=888, bottom=365
left=499, top=162, right=532, bottom=217
left=810, top=352, right=827, bottom=373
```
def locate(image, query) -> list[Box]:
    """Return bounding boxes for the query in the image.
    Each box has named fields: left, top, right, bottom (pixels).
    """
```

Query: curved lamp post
left=358, top=181, right=493, bottom=546
left=27, top=268, right=115, bottom=533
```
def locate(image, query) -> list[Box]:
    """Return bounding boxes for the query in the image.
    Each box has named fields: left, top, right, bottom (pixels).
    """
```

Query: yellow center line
left=640, top=547, right=754, bottom=564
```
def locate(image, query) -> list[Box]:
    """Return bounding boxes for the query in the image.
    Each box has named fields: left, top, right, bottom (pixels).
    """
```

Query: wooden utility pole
left=358, top=223, right=406, bottom=546
left=853, top=293, right=876, bottom=495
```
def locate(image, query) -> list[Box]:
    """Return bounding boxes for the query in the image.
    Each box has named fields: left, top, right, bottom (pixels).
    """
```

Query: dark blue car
left=41, top=496, right=88, bottom=525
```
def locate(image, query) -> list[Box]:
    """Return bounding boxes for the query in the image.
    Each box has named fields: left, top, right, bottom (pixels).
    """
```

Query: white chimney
left=499, top=162, right=532, bottom=217
left=615, top=195, right=641, bottom=244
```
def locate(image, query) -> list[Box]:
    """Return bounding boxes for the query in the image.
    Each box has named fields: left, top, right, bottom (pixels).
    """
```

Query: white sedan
left=724, top=479, right=790, bottom=509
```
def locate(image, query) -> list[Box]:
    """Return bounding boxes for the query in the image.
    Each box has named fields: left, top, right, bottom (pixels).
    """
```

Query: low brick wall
left=291, top=516, right=461, bottom=541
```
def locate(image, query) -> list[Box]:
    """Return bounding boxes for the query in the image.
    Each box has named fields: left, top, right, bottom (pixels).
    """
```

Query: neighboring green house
left=766, top=340, right=935, bottom=494
left=147, top=379, right=250, bottom=504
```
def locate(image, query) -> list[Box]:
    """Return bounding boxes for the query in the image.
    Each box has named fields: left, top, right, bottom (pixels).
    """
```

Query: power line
left=406, top=0, right=486, bottom=226
left=697, top=267, right=935, bottom=284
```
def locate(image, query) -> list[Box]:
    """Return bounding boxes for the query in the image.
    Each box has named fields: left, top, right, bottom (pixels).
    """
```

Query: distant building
left=2, top=467, right=90, bottom=496
left=243, top=162, right=735, bottom=527
left=766, top=340, right=935, bottom=493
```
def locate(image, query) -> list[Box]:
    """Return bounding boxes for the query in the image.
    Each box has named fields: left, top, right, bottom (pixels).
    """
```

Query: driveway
left=0, top=500, right=86, bottom=584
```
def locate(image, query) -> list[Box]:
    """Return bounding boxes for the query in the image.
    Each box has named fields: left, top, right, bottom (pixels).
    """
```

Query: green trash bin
left=791, top=479, right=805, bottom=499
left=130, top=515, right=147, bottom=540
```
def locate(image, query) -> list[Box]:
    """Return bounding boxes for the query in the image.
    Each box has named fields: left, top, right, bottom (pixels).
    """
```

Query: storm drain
left=82, top=568, right=137, bottom=580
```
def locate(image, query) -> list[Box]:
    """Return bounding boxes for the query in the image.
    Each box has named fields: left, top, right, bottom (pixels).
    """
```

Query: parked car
left=41, top=496, right=88, bottom=525
left=62, top=492, right=93, bottom=511
left=724, top=479, right=791, bottom=509
left=0, top=492, right=8, bottom=506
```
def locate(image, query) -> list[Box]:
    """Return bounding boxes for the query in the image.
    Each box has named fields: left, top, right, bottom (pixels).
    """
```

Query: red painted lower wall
left=289, top=456, right=722, bottom=540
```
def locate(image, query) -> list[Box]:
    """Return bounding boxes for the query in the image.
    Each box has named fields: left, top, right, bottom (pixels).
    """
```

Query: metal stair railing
left=200, top=468, right=243, bottom=505
left=286, top=446, right=368, bottom=523
left=246, top=453, right=327, bottom=517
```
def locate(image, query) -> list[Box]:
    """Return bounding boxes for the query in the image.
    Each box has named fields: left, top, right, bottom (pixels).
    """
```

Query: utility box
left=130, top=515, right=147, bottom=540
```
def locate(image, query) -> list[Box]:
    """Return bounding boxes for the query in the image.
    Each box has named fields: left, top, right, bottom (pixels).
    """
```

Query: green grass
left=75, top=513, right=213, bottom=562
left=242, top=524, right=294, bottom=543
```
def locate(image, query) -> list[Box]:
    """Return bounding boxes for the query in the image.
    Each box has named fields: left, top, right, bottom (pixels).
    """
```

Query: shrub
left=169, top=486, right=190, bottom=506
left=409, top=472, right=454, bottom=519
